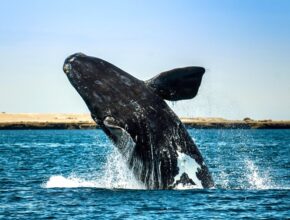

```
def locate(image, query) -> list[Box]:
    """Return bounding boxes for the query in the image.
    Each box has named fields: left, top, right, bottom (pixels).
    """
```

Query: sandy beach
left=0, top=113, right=95, bottom=129
left=0, top=113, right=289, bottom=129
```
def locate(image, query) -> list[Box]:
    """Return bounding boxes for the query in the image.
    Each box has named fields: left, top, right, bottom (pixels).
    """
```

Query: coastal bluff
left=0, top=113, right=289, bottom=129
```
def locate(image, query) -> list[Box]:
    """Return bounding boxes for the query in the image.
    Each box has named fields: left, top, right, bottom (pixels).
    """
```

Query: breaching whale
left=63, top=53, right=214, bottom=189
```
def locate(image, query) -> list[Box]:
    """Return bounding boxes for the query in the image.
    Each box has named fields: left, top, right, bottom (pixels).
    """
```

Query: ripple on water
left=0, top=129, right=289, bottom=219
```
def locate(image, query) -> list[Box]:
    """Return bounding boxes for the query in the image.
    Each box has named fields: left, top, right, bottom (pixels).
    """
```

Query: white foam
left=44, top=175, right=98, bottom=188
left=43, top=147, right=145, bottom=189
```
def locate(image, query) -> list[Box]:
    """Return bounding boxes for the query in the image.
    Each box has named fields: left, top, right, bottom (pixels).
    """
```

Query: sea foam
left=43, top=147, right=145, bottom=189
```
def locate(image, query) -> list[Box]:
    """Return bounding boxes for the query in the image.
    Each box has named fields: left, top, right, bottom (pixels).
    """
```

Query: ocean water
left=0, top=129, right=289, bottom=219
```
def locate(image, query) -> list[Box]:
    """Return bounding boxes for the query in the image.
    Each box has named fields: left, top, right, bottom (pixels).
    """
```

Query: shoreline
left=0, top=113, right=290, bottom=129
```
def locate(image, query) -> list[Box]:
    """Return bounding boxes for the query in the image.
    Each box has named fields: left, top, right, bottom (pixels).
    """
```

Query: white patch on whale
left=69, top=56, right=76, bottom=62
left=173, top=152, right=203, bottom=189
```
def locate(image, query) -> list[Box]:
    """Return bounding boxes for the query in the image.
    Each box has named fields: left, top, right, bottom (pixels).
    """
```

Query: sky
left=0, top=0, right=289, bottom=119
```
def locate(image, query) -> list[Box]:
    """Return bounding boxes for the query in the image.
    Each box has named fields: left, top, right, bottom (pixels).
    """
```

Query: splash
left=43, top=137, right=145, bottom=189
left=43, top=146, right=145, bottom=189
left=99, top=147, right=145, bottom=189
left=245, top=159, right=273, bottom=190
left=217, top=171, right=230, bottom=189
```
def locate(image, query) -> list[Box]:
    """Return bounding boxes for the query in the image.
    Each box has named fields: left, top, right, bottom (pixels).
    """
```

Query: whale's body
left=63, top=53, right=214, bottom=189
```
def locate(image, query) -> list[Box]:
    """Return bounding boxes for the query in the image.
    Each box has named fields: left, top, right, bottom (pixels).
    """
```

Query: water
left=0, top=129, right=289, bottom=219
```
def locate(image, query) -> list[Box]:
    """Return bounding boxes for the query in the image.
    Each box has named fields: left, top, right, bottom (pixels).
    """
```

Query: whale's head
left=63, top=53, right=144, bottom=124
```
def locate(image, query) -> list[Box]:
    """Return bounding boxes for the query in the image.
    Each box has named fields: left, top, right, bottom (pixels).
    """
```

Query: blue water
left=0, top=129, right=289, bottom=219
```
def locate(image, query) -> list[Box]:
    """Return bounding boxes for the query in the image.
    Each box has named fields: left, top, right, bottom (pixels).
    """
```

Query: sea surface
left=0, top=129, right=289, bottom=219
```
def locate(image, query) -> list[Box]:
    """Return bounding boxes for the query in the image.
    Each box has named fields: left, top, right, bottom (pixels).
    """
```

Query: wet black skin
left=63, top=53, right=214, bottom=189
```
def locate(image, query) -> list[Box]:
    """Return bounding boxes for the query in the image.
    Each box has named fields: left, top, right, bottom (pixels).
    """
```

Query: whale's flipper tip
left=145, top=67, right=205, bottom=101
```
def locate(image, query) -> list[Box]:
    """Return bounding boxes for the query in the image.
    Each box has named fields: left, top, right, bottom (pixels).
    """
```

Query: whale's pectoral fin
left=103, top=116, right=123, bottom=141
left=103, top=117, right=136, bottom=152
left=145, top=66, right=205, bottom=101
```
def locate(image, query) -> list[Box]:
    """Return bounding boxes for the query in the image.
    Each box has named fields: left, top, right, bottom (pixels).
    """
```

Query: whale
left=63, top=53, right=214, bottom=189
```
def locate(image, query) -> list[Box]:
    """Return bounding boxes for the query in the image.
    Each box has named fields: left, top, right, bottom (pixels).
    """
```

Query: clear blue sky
left=0, top=0, right=289, bottom=119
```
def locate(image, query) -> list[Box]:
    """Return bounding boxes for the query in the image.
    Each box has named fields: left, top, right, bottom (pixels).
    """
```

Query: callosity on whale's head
left=63, top=53, right=214, bottom=189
